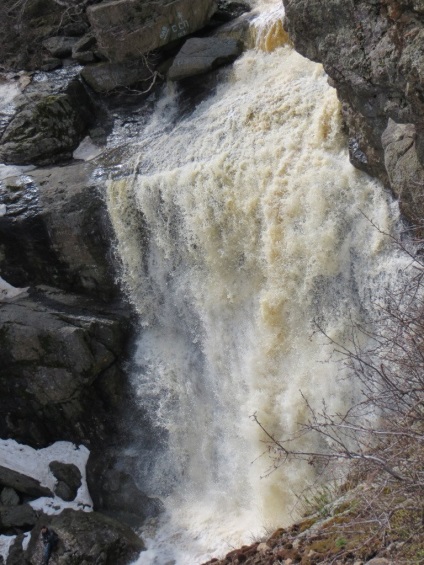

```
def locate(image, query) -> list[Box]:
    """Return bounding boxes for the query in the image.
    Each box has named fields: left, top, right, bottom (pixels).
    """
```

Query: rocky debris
left=0, top=286, right=130, bottom=448
left=7, top=509, right=145, bottom=564
left=0, top=161, right=118, bottom=300
left=168, top=37, right=243, bottom=81
left=81, top=60, right=154, bottom=93
left=42, top=37, right=80, bottom=59
left=283, top=0, right=424, bottom=222
left=87, top=0, right=218, bottom=62
left=0, top=0, right=90, bottom=70
left=49, top=462, right=82, bottom=502
left=0, top=466, right=52, bottom=499
left=0, top=78, right=94, bottom=166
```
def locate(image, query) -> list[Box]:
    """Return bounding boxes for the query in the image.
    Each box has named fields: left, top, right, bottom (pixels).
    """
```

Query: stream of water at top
left=106, top=2, right=411, bottom=562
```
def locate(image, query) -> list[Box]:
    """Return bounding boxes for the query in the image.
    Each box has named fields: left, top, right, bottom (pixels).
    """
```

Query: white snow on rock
left=73, top=136, right=103, bottom=161
left=0, top=534, right=15, bottom=563
left=0, top=277, right=28, bottom=301
left=0, top=164, right=36, bottom=181
left=0, top=438, right=93, bottom=511
left=0, top=439, right=93, bottom=562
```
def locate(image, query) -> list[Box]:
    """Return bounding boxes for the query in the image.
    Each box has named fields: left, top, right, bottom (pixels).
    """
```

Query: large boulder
left=0, top=161, right=118, bottom=300
left=283, top=0, right=424, bottom=221
left=7, top=510, right=145, bottom=564
left=49, top=462, right=82, bottom=502
left=167, top=37, right=243, bottom=80
left=0, top=287, right=130, bottom=448
left=0, top=79, right=94, bottom=166
left=87, top=0, right=218, bottom=62
left=0, top=504, right=38, bottom=534
left=81, top=60, right=154, bottom=93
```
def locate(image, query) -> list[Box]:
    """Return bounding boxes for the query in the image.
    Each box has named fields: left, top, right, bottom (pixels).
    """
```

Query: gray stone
left=0, top=466, right=52, bottom=498
left=0, top=504, right=37, bottom=533
left=0, top=287, right=130, bottom=448
left=50, top=461, right=82, bottom=502
left=42, top=36, right=79, bottom=58
left=211, top=11, right=256, bottom=48
left=0, top=79, right=93, bottom=166
left=40, top=57, right=62, bottom=71
left=168, top=37, right=243, bottom=80
left=7, top=509, right=145, bottom=564
left=283, top=0, right=424, bottom=224
left=87, top=0, right=217, bottom=62
left=382, top=119, right=424, bottom=222
left=0, top=488, right=19, bottom=507
left=0, top=161, right=118, bottom=299
left=81, top=60, right=154, bottom=93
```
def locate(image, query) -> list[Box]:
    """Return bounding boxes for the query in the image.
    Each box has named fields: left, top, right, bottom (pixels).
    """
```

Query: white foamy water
left=106, top=3, right=410, bottom=564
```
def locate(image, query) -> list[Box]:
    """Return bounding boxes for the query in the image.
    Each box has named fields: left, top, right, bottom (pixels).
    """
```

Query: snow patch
left=0, top=439, right=93, bottom=511
left=0, top=164, right=36, bottom=181
left=0, top=277, right=28, bottom=301
left=0, top=535, right=15, bottom=563
left=73, top=136, right=103, bottom=161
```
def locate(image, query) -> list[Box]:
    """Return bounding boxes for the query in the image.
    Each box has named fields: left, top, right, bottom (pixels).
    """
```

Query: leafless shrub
left=253, top=220, right=424, bottom=560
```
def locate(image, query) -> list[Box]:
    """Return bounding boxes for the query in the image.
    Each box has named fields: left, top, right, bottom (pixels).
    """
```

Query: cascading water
left=106, top=2, right=410, bottom=563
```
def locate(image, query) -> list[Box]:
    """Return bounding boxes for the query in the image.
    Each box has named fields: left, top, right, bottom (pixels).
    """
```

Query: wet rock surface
left=0, top=161, right=118, bottom=299
left=168, top=37, right=243, bottom=80
left=283, top=0, right=424, bottom=222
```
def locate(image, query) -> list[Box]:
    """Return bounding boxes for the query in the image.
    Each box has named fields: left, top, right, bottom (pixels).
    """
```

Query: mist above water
left=106, top=3, right=409, bottom=563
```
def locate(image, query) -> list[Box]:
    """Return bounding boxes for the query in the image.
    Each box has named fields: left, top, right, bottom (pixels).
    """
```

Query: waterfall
left=106, top=2, right=409, bottom=563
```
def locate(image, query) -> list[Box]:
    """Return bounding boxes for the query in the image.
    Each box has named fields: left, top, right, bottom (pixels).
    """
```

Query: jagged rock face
left=87, top=0, right=218, bottom=62
left=0, top=287, right=130, bottom=448
left=7, top=510, right=145, bottom=564
left=283, top=0, right=424, bottom=221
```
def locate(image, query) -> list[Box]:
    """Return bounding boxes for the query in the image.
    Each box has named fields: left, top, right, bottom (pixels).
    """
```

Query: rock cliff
left=283, top=0, right=424, bottom=224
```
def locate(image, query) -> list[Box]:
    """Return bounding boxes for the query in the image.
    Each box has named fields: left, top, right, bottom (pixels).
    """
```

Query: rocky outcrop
left=0, top=161, right=117, bottom=300
left=168, top=37, right=243, bottom=80
left=87, top=0, right=218, bottom=62
left=283, top=0, right=424, bottom=222
left=0, top=287, right=130, bottom=448
left=0, top=80, right=94, bottom=166
left=7, top=510, right=145, bottom=564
